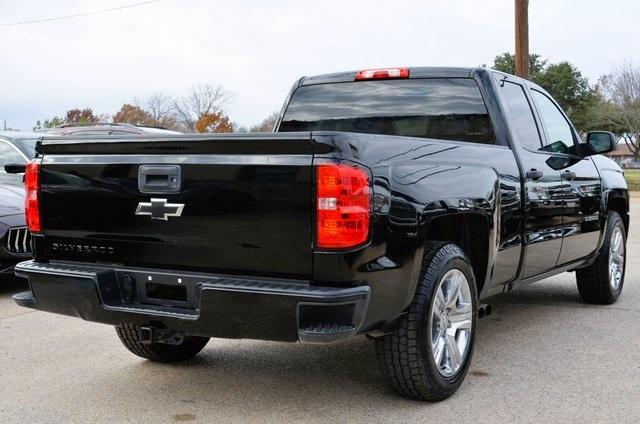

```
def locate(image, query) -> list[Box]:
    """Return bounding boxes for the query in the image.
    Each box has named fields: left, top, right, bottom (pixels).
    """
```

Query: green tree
left=33, top=116, right=64, bottom=131
left=35, top=108, right=99, bottom=131
left=489, top=53, right=593, bottom=131
left=491, top=52, right=547, bottom=80
left=536, top=62, right=591, bottom=122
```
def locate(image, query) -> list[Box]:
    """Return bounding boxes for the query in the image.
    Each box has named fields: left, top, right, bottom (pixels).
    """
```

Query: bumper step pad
left=298, top=323, right=357, bottom=343
left=12, top=291, right=36, bottom=309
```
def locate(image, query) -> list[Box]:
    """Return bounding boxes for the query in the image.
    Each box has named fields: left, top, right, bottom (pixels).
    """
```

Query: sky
left=1, top=0, right=639, bottom=132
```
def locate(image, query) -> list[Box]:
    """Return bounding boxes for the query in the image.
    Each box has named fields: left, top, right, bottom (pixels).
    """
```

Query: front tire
left=375, top=242, right=478, bottom=401
left=116, top=324, right=210, bottom=363
left=576, top=211, right=626, bottom=304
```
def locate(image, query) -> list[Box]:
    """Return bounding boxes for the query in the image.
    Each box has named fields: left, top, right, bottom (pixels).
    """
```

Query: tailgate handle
left=138, top=165, right=181, bottom=194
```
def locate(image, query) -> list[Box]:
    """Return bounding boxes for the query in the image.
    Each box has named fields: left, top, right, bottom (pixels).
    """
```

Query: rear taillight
left=354, top=67, right=410, bottom=81
left=316, top=162, right=371, bottom=249
left=24, top=160, right=41, bottom=233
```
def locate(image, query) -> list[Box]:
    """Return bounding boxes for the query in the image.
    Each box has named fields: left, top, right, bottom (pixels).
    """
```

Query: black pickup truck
left=13, top=67, right=628, bottom=401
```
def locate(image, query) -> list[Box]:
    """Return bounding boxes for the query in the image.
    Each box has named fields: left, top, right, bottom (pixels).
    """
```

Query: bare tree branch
left=600, top=61, right=640, bottom=159
left=249, top=112, right=279, bottom=132
left=174, top=84, right=232, bottom=132
left=146, top=92, right=178, bottom=129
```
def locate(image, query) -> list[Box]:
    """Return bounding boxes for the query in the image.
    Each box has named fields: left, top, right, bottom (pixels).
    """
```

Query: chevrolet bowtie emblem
left=135, top=198, right=184, bottom=221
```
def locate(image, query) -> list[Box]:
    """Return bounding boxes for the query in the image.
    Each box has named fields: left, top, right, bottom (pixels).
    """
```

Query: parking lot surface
left=1, top=200, right=639, bottom=424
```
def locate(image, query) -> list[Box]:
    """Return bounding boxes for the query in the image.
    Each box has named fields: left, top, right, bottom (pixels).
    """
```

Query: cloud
left=0, top=0, right=638, bottom=131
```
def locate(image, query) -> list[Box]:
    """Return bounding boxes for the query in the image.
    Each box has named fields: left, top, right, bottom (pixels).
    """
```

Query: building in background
left=607, top=144, right=637, bottom=167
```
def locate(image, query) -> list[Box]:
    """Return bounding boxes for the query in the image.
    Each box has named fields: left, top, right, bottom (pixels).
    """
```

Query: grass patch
left=624, top=169, right=640, bottom=192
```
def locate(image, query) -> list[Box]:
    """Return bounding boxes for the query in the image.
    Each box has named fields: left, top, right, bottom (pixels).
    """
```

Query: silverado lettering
left=51, top=242, right=115, bottom=255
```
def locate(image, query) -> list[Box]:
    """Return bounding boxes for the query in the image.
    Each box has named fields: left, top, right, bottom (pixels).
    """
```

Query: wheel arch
left=424, top=213, right=491, bottom=294
left=607, top=192, right=629, bottom=234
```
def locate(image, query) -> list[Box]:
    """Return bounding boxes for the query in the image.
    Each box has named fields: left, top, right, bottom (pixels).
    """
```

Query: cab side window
left=0, top=141, right=25, bottom=171
left=499, top=81, right=543, bottom=151
left=530, top=90, right=575, bottom=154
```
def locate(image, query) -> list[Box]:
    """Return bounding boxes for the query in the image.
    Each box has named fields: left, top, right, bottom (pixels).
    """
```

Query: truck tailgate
left=35, top=134, right=314, bottom=279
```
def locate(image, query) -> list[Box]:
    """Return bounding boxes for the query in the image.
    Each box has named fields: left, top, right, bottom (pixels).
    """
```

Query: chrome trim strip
left=5, top=227, right=31, bottom=254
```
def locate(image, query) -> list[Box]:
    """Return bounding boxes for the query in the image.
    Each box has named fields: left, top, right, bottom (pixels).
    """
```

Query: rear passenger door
left=529, top=89, right=602, bottom=264
left=498, top=79, right=565, bottom=278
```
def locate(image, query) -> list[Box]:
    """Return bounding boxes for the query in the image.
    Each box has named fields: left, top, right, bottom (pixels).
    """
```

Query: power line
left=0, top=0, right=162, bottom=27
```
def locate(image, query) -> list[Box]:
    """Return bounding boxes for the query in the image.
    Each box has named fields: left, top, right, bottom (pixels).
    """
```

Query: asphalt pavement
left=1, top=200, right=639, bottom=423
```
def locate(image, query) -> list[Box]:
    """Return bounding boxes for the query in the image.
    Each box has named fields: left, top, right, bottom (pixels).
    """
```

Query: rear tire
left=375, top=242, right=478, bottom=401
left=576, top=211, right=626, bottom=304
left=116, top=323, right=210, bottom=363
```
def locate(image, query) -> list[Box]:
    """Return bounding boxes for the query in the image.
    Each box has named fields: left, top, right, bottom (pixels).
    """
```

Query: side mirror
left=585, top=131, right=617, bottom=155
left=4, top=163, right=26, bottom=174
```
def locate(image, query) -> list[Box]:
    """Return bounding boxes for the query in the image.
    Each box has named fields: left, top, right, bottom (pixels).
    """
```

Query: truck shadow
left=79, top=279, right=604, bottom=418
left=103, top=336, right=419, bottom=418
left=488, top=278, right=584, bottom=309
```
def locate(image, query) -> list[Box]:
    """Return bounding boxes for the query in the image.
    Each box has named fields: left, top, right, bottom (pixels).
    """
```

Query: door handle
left=526, top=169, right=544, bottom=181
left=138, top=165, right=182, bottom=194
left=562, top=171, right=577, bottom=181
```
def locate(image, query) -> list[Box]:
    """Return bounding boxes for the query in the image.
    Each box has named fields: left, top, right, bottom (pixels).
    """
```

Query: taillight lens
left=24, top=160, right=41, bottom=233
left=316, top=162, right=371, bottom=249
left=355, top=67, right=410, bottom=81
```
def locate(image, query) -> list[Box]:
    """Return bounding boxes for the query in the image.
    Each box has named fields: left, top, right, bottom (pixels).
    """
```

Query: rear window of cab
left=279, top=78, right=493, bottom=145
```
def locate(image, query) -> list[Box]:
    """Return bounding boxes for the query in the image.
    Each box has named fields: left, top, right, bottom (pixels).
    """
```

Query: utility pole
left=514, top=0, right=529, bottom=79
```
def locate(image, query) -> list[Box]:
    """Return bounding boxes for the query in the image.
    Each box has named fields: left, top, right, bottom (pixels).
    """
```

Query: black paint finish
left=38, top=143, right=314, bottom=279
left=17, top=67, right=629, bottom=341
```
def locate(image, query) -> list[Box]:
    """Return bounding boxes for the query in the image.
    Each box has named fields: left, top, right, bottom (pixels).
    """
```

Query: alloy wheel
left=609, top=226, right=625, bottom=291
left=429, top=269, right=473, bottom=378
